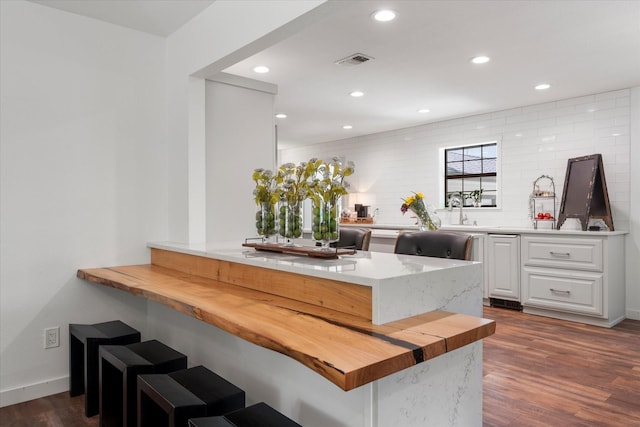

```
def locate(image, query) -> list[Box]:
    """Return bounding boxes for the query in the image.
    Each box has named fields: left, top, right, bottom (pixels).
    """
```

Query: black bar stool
left=137, top=365, right=245, bottom=427
left=69, top=320, right=141, bottom=417
left=99, top=339, right=188, bottom=427
left=188, top=402, right=302, bottom=427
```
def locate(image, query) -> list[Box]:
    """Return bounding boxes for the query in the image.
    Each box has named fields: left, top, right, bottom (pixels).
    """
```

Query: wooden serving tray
left=242, top=242, right=355, bottom=258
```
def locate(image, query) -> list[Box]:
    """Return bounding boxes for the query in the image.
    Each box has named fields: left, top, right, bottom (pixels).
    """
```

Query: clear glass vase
left=312, top=196, right=341, bottom=250
left=278, top=200, right=303, bottom=246
left=418, top=207, right=441, bottom=231
left=256, top=202, right=277, bottom=243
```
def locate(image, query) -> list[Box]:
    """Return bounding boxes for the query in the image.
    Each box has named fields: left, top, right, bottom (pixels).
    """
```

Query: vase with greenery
left=307, top=157, right=354, bottom=250
left=276, top=162, right=310, bottom=245
left=401, top=192, right=440, bottom=231
left=252, top=168, right=279, bottom=242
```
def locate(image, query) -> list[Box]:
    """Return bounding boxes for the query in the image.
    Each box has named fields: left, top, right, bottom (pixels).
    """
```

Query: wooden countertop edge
left=77, top=265, right=495, bottom=391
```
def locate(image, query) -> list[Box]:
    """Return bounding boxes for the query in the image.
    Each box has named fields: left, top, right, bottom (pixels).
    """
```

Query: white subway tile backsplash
left=280, top=89, right=631, bottom=227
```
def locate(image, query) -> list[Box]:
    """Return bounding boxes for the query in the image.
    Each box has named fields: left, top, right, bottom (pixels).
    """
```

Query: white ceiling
left=28, top=0, right=215, bottom=36
left=28, top=0, right=640, bottom=149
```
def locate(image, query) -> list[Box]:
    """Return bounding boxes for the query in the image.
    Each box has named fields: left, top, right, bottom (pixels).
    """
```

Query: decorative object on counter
left=242, top=241, right=355, bottom=259
left=529, top=174, right=556, bottom=230
left=340, top=216, right=374, bottom=224
left=276, top=162, right=310, bottom=245
left=557, top=153, right=614, bottom=231
left=308, top=157, right=354, bottom=250
left=252, top=168, right=279, bottom=242
left=401, top=192, right=440, bottom=231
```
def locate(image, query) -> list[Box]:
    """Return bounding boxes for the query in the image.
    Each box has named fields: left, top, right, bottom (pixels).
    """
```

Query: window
left=445, top=142, right=497, bottom=207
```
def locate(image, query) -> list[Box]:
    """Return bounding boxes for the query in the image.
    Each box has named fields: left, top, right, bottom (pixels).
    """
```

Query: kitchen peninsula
left=77, top=242, right=494, bottom=427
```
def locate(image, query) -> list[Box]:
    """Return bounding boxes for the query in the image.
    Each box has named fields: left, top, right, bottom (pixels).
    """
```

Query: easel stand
left=557, top=154, right=614, bottom=231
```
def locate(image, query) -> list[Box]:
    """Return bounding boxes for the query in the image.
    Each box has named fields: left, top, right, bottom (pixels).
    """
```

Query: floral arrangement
left=277, top=162, right=310, bottom=205
left=401, top=192, right=439, bottom=231
left=306, top=158, right=354, bottom=202
left=276, top=162, right=311, bottom=239
left=252, top=168, right=280, bottom=238
left=251, top=157, right=355, bottom=245
left=306, top=157, right=355, bottom=244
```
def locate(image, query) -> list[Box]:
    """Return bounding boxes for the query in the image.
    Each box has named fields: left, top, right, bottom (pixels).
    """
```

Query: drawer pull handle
left=550, top=288, right=571, bottom=295
left=549, top=251, right=570, bottom=257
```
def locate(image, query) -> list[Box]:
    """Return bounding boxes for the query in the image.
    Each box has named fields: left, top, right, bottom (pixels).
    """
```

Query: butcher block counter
left=77, top=241, right=495, bottom=426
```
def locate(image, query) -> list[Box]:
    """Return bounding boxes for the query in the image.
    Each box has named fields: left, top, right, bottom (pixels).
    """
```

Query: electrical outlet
left=44, top=326, right=59, bottom=349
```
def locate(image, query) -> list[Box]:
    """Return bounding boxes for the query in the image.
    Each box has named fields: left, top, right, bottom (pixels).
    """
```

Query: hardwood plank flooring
left=1, top=307, right=638, bottom=426
left=482, top=307, right=640, bottom=427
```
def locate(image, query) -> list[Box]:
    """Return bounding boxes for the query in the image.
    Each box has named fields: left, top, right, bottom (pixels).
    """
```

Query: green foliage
left=252, top=168, right=280, bottom=206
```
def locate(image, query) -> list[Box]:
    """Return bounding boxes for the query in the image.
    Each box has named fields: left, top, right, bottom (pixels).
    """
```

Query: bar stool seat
left=138, top=365, right=245, bottom=427
left=100, top=340, right=188, bottom=427
left=188, top=402, right=302, bottom=427
left=69, top=320, right=141, bottom=417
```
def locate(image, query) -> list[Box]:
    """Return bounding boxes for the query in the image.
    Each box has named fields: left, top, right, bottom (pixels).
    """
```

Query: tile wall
left=280, top=89, right=631, bottom=230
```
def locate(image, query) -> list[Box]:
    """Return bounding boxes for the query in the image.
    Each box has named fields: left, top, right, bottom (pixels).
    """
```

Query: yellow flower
left=416, top=192, right=424, bottom=199
left=405, top=196, right=415, bottom=205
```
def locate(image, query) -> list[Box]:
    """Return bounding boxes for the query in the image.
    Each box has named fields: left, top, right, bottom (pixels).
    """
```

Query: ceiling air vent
left=335, top=53, right=374, bottom=67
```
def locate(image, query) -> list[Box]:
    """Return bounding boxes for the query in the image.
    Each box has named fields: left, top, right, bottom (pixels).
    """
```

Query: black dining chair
left=331, top=227, right=372, bottom=251
left=393, top=230, right=472, bottom=260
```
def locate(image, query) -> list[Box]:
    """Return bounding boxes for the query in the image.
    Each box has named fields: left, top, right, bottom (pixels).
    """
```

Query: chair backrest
left=332, top=227, right=372, bottom=251
left=393, top=230, right=472, bottom=260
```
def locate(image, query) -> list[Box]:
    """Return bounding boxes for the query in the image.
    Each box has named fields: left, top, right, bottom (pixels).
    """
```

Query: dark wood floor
left=1, top=307, right=639, bottom=426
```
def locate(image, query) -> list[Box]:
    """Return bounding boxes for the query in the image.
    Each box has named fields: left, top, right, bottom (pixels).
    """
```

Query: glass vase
left=418, top=207, right=441, bottom=231
left=256, top=202, right=277, bottom=243
left=312, top=196, right=341, bottom=250
left=278, top=200, right=303, bottom=246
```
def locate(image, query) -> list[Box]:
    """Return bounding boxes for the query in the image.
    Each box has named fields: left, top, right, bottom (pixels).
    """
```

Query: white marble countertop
left=148, top=241, right=484, bottom=323
left=147, top=241, right=476, bottom=288
left=341, top=222, right=627, bottom=237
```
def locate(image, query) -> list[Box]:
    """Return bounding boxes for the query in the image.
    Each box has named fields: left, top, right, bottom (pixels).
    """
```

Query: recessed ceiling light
left=253, top=65, right=269, bottom=73
left=535, top=83, right=551, bottom=90
left=343, top=125, right=353, bottom=130
left=350, top=91, right=364, bottom=97
left=612, top=133, right=621, bottom=137
left=471, top=56, right=490, bottom=64
left=275, top=113, right=287, bottom=119
left=417, top=108, right=430, bottom=114
left=372, top=10, right=396, bottom=22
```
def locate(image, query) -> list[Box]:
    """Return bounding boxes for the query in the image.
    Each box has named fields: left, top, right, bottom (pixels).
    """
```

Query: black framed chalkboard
left=557, top=154, right=614, bottom=231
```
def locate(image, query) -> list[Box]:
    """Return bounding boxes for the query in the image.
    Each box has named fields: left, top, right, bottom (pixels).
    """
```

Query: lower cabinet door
left=487, top=234, right=520, bottom=300
left=522, top=266, right=603, bottom=316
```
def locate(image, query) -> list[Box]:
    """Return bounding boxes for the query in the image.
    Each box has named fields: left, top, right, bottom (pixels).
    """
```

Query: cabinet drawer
left=522, top=236, right=602, bottom=271
left=522, top=267, right=603, bottom=316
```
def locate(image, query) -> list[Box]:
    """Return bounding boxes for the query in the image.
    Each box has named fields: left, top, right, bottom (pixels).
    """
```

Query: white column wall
left=204, top=80, right=275, bottom=243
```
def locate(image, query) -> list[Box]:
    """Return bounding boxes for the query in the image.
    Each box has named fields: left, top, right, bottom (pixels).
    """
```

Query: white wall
left=281, top=88, right=639, bottom=319
left=0, top=1, right=168, bottom=406
left=205, top=80, right=276, bottom=243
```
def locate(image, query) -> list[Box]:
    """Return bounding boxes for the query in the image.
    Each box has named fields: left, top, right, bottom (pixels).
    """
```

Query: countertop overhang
left=77, top=244, right=495, bottom=391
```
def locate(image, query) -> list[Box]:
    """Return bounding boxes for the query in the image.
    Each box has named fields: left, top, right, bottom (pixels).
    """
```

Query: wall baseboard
left=0, top=376, right=69, bottom=408
left=626, top=309, right=640, bottom=321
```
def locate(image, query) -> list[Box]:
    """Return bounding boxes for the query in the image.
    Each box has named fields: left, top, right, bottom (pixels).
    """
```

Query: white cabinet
left=521, top=234, right=625, bottom=327
left=487, top=234, right=521, bottom=302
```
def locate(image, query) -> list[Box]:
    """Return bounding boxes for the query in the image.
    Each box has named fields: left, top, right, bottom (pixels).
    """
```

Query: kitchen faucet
left=448, top=193, right=468, bottom=225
